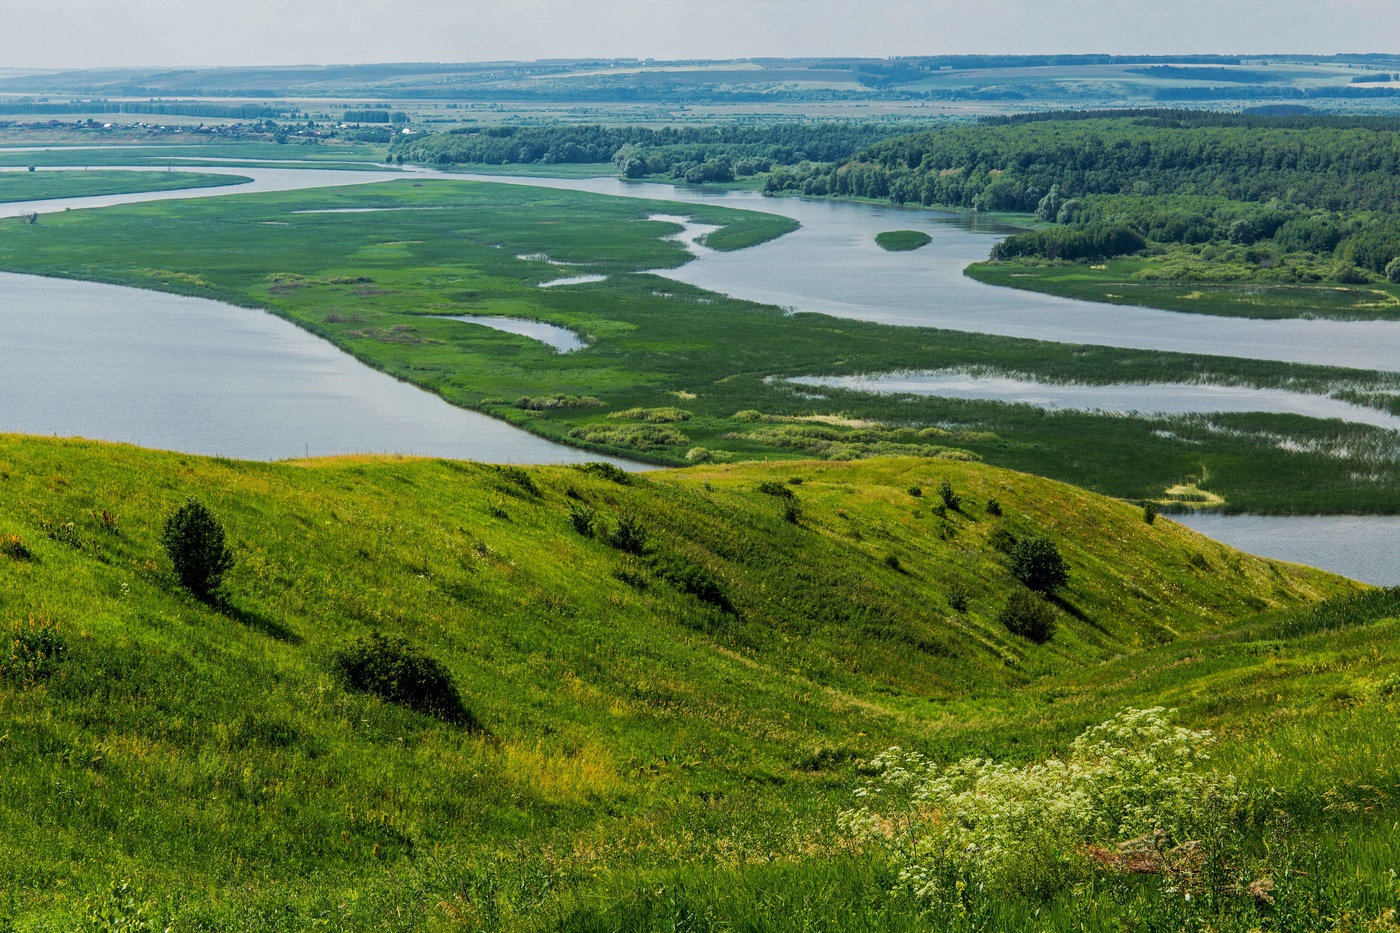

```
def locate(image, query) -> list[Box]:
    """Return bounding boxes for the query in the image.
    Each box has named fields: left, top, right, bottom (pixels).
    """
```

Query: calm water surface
left=1172, top=513, right=1400, bottom=586
left=448, top=315, right=587, bottom=353
left=0, top=272, right=641, bottom=467
left=788, top=372, right=1400, bottom=431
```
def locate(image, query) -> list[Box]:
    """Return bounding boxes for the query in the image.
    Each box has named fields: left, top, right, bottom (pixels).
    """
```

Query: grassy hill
left=1, top=436, right=1394, bottom=930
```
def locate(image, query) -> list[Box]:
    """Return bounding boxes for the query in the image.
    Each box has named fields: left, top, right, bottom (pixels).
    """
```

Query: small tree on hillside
left=162, top=497, right=233, bottom=600
left=1009, top=535, right=1068, bottom=594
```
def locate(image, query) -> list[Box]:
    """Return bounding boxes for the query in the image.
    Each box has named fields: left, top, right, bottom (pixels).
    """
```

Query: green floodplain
left=0, top=169, right=249, bottom=203
left=3, top=177, right=1400, bottom=515
left=4, top=435, right=1397, bottom=931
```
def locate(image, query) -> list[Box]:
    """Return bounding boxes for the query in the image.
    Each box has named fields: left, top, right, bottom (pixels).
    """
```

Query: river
left=3, top=159, right=1399, bottom=580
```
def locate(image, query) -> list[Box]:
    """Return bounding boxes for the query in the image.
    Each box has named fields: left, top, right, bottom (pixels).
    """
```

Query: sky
left=1, top=0, right=1395, bottom=70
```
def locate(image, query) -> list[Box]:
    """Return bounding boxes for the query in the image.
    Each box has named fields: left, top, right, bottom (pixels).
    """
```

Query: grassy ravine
left=967, top=259, right=1400, bottom=322
left=5, top=179, right=1400, bottom=513
left=874, top=229, right=932, bottom=252
left=0, top=170, right=250, bottom=203
left=2, top=435, right=1391, bottom=930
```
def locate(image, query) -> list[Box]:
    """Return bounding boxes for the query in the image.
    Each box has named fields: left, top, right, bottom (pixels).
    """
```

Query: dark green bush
left=756, top=480, right=795, bottom=500
left=938, top=480, right=961, bottom=511
left=1010, top=535, right=1069, bottom=594
left=1, top=619, right=67, bottom=684
left=988, top=527, right=1017, bottom=554
left=162, top=497, right=233, bottom=600
left=574, top=461, right=632, bottom=485
left=333, top=632, right=476, bottom=727
left=907, top=486, right=923, bottom=498
left=783, top=500, right=803, bottom=525
left=609, top=513, right=649, bottom=554
left=1143, top=502, right=1158, bottom=525
left=986, top=497, right=1002, bottom=517
left=947, top=589, right=969, bottom=613
left=568, top=502, right=595, bottom=537
left=494, top=465, right=540, bottom=497
left=651, top=555, right=734, bottom=613
left=998, top=589, right=1057, bottom=643
left=884, top=554, right=903, bottom=572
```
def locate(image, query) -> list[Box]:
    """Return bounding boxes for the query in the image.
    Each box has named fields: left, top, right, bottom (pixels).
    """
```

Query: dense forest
left=767, top=111, right=1400, bottom=275
left=397, top=123, right=905, bottom=182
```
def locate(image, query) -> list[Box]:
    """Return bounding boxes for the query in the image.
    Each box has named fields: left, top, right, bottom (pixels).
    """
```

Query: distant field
left=0, top=168, right=249, bottom=203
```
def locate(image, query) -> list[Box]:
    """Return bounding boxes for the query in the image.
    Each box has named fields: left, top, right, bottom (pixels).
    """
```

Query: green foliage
left=1143, top=501, right=1158, bottom=524
left=874, top=230, right=932, bottom=252
left=756, top=480, right=796, bottom=500
left=907, top=486, right=922, bottom=497
left=998, top=588, right=1057, bottom=643
left=573, top=461, right=632, bottom=485
left=1, top=619, right=67, bottom=684
left=650, top=554, right=734, bottom=613
left=937, top=479, right=960, bottom=510
left=608, top=512, right=649, bottom=554
left=988, top=527, right=1017, bottom=553
left=333, top=632, right=476, bottom=727
left=986, top=496, right=1002, bottom=516
left=514, top=394, right=603, bottom=411
left=77, top=880, right=164, bottom=933
left=1387, top=257, right=1400, bottom=283
left=990, top=223, right=1146, bottom=261
left=1009, top=535, right=1069, bottom=594
left=606, top=407, right=692, bottom=423
left=842, top=709, right=1240, bottom=904
left=161, top=496, right=233, bottom=600
left=567, top=501, right=595, bottom=537
left=568, top=423, right=690, bottom=452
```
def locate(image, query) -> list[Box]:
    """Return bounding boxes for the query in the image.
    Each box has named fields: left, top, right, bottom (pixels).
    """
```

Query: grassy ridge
left=0, top=169, right=250, bottom=203
left=4, top=178, right=1400, bottom=512
left=0, top=435, right=1369, bottom=928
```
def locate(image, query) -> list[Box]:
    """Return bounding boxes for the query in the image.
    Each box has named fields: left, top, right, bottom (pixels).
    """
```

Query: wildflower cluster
left=840, top=708, right=1242, bottom=904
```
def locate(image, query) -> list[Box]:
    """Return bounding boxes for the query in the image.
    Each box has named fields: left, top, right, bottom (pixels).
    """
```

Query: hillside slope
left=0, top=437, right=1362, bottom=927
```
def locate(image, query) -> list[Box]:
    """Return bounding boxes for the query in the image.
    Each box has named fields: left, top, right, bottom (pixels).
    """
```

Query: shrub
left=1, top=618, right=67, bottom=684
left=1009, top=535, right=1069, bottom=594
left=567, top=502, right=594, bottom=537
left=841, top=708, right=1241, bottom=905
left=907, top=486, right=923, bottom=498
left=756, top=480, right=795, bottom=500
left=607, top=407, right=692, bottom=423
left=608, top=513, right=649, bottom=554
left=732, top=409, right=764, bottom=422
left=998, top=589, right=1057, bottom=643
left=782, top=500, right=803, bottom=525
left=1143, top=501, right=1158, bottom=525
left=985, top=497, right=1002, bottom=516
left=333, top=632, right=476, bottom=726
left=162, top=497, right=233, bottom=600
left=988, top=527, right=1017, bottom=554
left=685, top=446, right=713, bottom=464
left=0, top=533, right=32, bottom=561
left=573, top=461, right=632, bottom=485
left=947, top=588, right=968, bottom=613
left=651, top=554, right=734, bottom=612
left=493, top=465, right=539, bottom=496
left=884, top=553, right=903, bottom=572
left=937, top=480, right=960, bottom=510
left=1386, top=257, right=1400, bottom=284
left=568, top=423, right=689, bottom=452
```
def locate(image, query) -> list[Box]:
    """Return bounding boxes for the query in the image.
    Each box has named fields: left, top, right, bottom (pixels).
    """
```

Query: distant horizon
left=5, top=0, right=1399, bottom=71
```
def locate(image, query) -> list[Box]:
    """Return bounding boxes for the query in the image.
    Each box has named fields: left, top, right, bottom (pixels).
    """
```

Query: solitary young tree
left=1009, top=535, right=1069, bottom=594
left=162, top=497, right=234, bottom=600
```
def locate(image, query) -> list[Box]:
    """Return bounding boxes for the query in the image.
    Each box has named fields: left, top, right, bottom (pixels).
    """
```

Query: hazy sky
left=2, top=0, right=1395, bottom=70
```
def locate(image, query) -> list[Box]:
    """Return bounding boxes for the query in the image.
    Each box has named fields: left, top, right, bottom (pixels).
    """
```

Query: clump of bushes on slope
left=998, top=589, right=1057, bottom=643
left=333, top=632, right=477, bottom=727
left=1009, top=535, right=1069, bottom=594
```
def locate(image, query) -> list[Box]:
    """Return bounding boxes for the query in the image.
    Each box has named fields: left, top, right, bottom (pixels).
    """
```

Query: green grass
left=0, top=169, right=249, bottom=203
left=0, top=435, right=1380, bottom=929
left=874, top=229, right=932, bottom=252
left=0, top=140, right=388, bottom=168
left=968, top=258, right=1400, bottom=321
left=4, top=178, right=1400, bottom=513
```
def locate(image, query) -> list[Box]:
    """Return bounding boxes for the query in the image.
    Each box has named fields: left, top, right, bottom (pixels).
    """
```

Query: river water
left=3, top=160, right=1399, bottom=579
